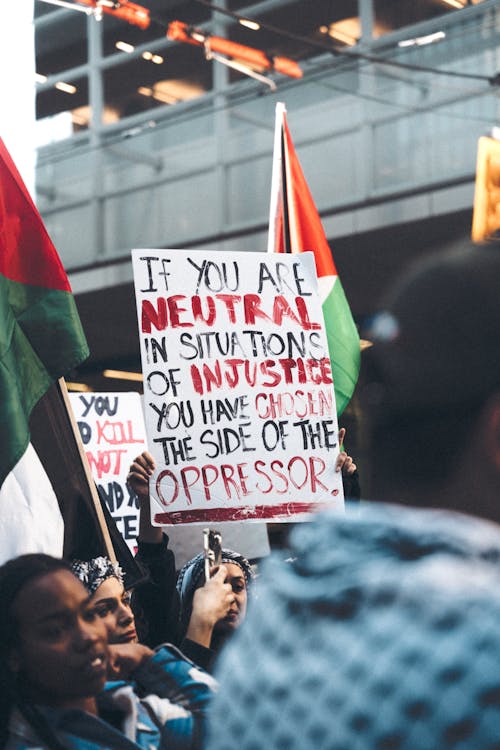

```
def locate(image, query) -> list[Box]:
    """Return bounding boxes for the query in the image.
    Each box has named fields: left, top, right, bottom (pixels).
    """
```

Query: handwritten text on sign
left=69, top=392, right=147, bottom=551
left=132, top=249, right=344, bottom=524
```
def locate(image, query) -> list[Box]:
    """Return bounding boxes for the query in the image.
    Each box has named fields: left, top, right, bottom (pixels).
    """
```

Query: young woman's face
left=214, top=563, right=248, bottom=636
left=10, top=569, right=108, bottom=709
left=90, top=577, right=138, bottom=644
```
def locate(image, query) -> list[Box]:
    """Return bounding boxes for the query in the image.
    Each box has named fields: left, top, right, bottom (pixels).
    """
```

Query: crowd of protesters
left=1, top=241, right=499, bottom=749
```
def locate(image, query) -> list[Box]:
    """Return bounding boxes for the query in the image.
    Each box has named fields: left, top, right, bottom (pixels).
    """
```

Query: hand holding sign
left=127, top=451, right=155, bottom=499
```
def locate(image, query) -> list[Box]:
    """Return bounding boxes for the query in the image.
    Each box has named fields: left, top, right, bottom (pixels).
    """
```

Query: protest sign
left=132, top=249, right=344, bottom=525
left=69, top=392, right=146, bottom=551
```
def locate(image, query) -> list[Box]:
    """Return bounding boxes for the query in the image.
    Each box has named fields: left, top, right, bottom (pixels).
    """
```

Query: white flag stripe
left=0, top=443, right=64, bottom=564
left=317, top=275, right=337, bottom=304
left=267, top=101, right=287, bottom=254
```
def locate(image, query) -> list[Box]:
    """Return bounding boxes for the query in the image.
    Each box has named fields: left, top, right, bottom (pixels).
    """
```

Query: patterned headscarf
left=71, top=556, right=125, bottom=595
left=176, top=549, right=255, bottom=636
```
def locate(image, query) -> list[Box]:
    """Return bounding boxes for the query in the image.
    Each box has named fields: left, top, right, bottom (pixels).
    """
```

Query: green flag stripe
left=0, top=275, right=89, bottom=486
left=321, top=280, right=360, bottom=417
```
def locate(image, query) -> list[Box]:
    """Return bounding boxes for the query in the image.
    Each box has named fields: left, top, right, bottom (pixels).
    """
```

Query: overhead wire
left=159, top=0, right=500, bottom=115
left=354, top=12, right=500, bottom=100
left=34, top=83, right=498, bottom=172
left=192, top=0, right=498, bottom=85
left=154, top=0, right=500, bottom=121
left=191, top=1, right=500, bottom=125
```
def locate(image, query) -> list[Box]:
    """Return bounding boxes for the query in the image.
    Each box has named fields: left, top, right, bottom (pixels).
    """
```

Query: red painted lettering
left=243, top=294, right=271, bottom=325
left=167, top=295, right=192, bottom=328
left=86, top=449, right=128, bottom=479
left=309, top=456, right=328, bottom=492
left=217, top=294, right=241, bottom=323
left=192, top=295, right=216, bottom=325
left=156, top=469, right=179, bottom=506
left=295, top=297, right=321, bottom=330
left=141, top=298, right=167, bottom=333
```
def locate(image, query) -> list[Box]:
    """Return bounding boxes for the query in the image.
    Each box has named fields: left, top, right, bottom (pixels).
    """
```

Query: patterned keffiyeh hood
left=71, top=556, right=125, bottom=595
left=207, top=503, right=500, bottom=750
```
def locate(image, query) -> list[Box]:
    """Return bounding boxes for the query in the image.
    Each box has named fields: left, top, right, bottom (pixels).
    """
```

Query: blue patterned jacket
left=7, top=645, right=217, bottom=750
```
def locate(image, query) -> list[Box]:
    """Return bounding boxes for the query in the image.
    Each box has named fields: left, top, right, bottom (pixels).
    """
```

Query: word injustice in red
left=190, top=357, right=333, bottom=395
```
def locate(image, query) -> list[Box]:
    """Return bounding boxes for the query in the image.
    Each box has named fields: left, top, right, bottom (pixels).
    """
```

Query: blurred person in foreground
left=206, top=243, right=500, bottom=750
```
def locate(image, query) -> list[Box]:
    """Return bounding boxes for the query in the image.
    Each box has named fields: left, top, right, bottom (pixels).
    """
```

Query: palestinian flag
left=268, top=103, right=360, bottom=416
left=0, top=137, right=88, bottom=561
left=0, top=139, right=143, bottom=581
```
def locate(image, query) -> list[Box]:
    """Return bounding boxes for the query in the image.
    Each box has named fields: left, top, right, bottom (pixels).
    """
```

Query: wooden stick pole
left=57, top=377, right=117, bottom=563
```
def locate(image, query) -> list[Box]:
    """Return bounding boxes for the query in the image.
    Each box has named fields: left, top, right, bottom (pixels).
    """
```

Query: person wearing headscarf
left=127, top=452, right=253, bottom=672
left=176, top=548, right=255, bottom=672
left=71, top=556, right=138, bottom=645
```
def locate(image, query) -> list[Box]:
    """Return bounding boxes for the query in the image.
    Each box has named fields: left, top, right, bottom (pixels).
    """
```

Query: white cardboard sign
left=132, top=249, right=344, bottom=525
left=69, top=392, right=146, bottom=551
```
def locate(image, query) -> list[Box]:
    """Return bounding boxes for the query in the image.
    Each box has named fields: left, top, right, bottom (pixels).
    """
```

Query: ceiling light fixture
left=319, top=18, right=360, bottom=47
left=66, top=381, right=92, bottom=392
left=102, top=369, right=144, bottom=382
left=35, top=73, right=47, bottom=84
left=55, top=81, right=77, bottom=94
left=398, top=31, right=446, bottom=47
left=191, top=31, right=206, bottom=43
left=328, top=29, right=356, bottom=45
left=151, top=90, right=178, bottom=104
left=151, top=54, right=164, bottom=64
left=239, top=18, right=260, bottom=31
left=116, top=40, right=135, bottom=53
left=37, top=0, right=91, bottom=13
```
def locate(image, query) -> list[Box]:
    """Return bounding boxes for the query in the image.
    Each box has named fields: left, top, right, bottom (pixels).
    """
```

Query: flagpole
left=267, top=102, right=286, bottom=254
left=57, top=377, right=117, bottom=563
left=265, top=105, right=360, bottom=415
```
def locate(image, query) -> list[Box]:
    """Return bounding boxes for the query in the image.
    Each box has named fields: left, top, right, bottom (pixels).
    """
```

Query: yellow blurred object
left=471, top=136, right=500, bottom=242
